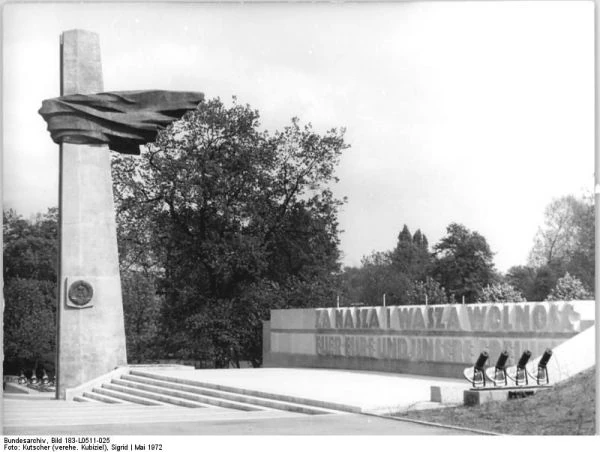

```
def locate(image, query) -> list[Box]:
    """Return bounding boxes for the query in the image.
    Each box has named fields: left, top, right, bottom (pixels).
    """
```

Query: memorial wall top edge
left=270, top=300, right=595, bottom=334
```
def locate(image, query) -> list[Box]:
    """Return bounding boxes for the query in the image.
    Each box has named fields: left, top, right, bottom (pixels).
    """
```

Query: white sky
left=2, top=1, right=594, bottom=273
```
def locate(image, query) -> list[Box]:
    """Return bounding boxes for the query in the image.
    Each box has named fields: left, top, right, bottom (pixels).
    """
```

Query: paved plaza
left=2, top=396, right=471, bottom=436
left=3, top=368, right=475, bottom=435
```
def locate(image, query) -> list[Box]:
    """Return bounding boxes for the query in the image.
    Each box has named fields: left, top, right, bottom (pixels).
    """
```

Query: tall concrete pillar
left=56, top=29, right=127, bottom=399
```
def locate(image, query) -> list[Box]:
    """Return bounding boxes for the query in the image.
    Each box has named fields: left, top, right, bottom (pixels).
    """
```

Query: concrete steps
left=74, top=391, right=127, bottom=404
left=130, top=369, right=354, bottom=412
left=104, top=380, right=258, bottom=410
left=97, top=383, right=214, bottom=408
left=89, top=386, right=165, bottom=406
left=74, top=369, right=340, bottom=415
left=120, top=374, right=334, bottom=414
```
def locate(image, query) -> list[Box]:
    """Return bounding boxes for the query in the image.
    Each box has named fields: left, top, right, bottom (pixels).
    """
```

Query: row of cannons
left=463, top=349, right=553, bottom=389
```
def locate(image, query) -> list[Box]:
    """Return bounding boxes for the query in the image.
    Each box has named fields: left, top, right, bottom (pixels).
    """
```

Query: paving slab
left=138, top=367, right=467, bottom=414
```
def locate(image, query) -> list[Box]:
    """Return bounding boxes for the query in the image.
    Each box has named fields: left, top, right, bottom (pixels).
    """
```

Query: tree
left=3, top=208, right=58, bottom=282
left=529, top=196, right=582, bottom=267
left=565, top=195, right=594, bottom=292
left=528, top=195, right=594, bottom=293
left=337, top=266, right=367, bottom=306
left=3, top=278, right=56, bottom=374
left=546, top=273, right=592, bottom=301
left=3, top=209, right=58, bottom=376
left=505, top=263, right=566, bottom=301
left=477, top=282, right=525, bottom=303
left=505, top=265, right=537, bottom=300
left=412, top=229, right=428, bottom=250
left=390, top=225, right=430, bottom=281
left=432, top=223, right=496, bottom=303
left=121, top=271, right=162, bottom=363
left=338, top=223, right=433, bottom=307
left=112, top=97, right=348, bottom=366
left=405, top=277, right=449, bottom=305
left=357, top=251, right=411, bottom=306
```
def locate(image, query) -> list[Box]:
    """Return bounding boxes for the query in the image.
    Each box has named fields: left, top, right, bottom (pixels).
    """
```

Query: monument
left=38, top=29, right=203, bottom=398
left=264, top=300, right=595, bottom=381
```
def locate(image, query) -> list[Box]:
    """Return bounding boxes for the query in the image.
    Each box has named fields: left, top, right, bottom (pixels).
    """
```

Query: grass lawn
left=395, top=367, right=595, bottom=435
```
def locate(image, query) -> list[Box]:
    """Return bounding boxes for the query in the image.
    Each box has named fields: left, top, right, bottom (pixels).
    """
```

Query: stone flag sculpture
left=39, top=90, right=204, bottom=155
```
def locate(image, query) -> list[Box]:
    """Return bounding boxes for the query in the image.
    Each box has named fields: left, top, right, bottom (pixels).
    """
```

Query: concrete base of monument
left=430, top=384, right=466, bottom=404
left=463, top=386, right=552, bottom=406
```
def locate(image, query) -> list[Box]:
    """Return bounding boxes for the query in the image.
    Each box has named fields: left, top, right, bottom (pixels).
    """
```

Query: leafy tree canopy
left=3, top=209, right=58, bottom=375
left=505, top=263, right=568, bottom=301
left=529, top=195, right=586, bottom=267
left=528, top=195, right=594, bottom=293
left=356, top=251, right=411, bottom=306
left=121, top=271, right=162, bottom=363
left=390, top=225, right=430, bottom=281
left=523, top=194, right=594, bottom=297
left=3, top=278, right=56, bottom=370
left=477, top=282, right=525, bottom=303
left=432, top=223, right=497, bottom=303
left=337, top=223, right=434, bottom=307
left=112, top=97, right=348, bottom=366
left=405, top=277, right=449, bottom=305
left=546, top=272, right=592, bottom=301
left=3, top=208, right=58, bottom=282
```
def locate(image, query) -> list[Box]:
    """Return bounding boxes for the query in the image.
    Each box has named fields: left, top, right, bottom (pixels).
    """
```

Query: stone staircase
left=73, top=369, right=339, bottom=415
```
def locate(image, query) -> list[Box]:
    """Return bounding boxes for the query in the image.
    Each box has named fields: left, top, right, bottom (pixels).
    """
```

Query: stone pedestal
left=56, top=29, right=127, bottom=399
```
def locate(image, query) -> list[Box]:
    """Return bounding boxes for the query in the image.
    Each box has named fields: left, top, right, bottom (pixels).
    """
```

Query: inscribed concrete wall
left=263, top=300, right=594, bottom=379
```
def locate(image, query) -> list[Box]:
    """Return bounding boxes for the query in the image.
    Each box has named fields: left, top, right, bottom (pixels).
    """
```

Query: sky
left=2, top=1, right=594, bottom=273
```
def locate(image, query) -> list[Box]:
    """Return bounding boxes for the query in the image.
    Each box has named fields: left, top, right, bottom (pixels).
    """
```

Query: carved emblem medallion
left=68, top=280, right=94, bottom=306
